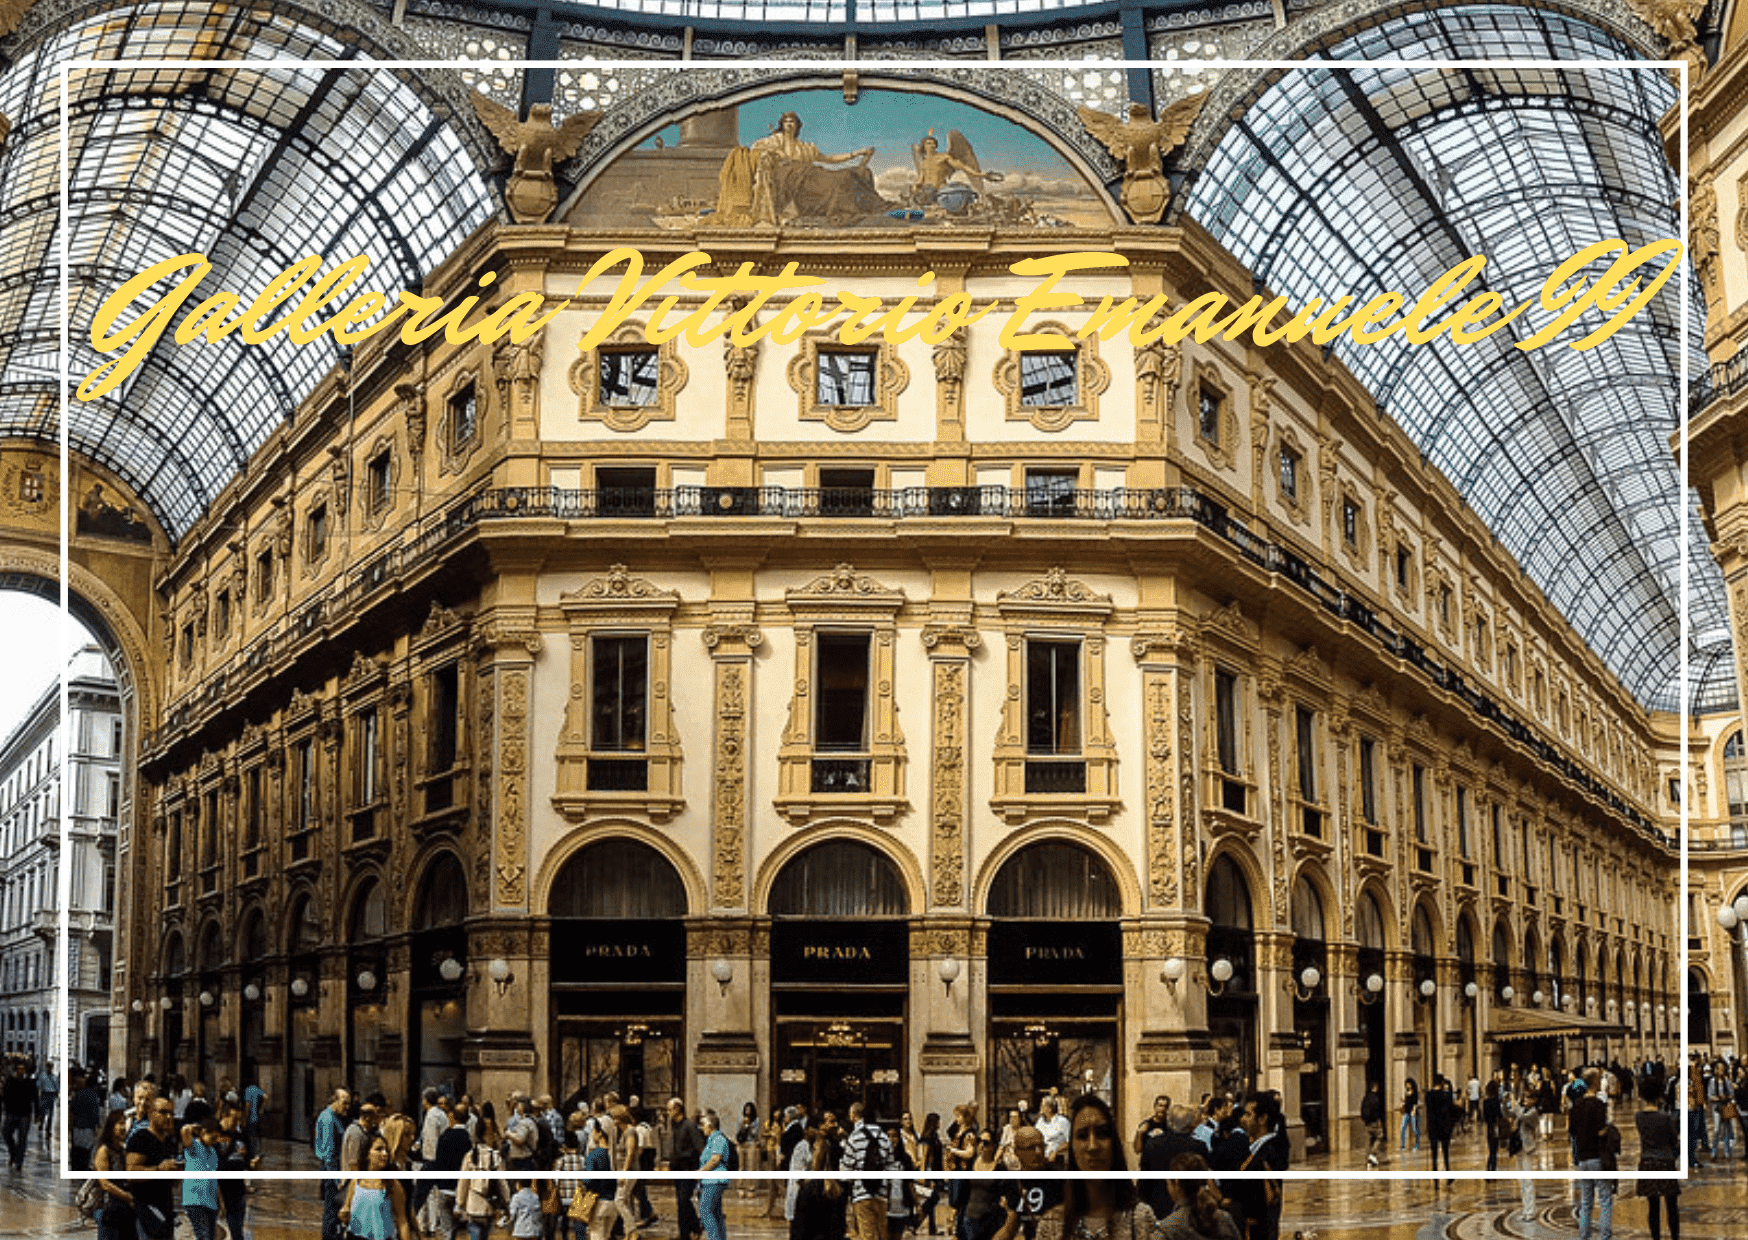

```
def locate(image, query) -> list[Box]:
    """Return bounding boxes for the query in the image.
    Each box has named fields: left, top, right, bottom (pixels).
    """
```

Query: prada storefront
left=770, top=840, right=909, bottom=1121
left=986, top=842, right=1122, bottom=1113
left=549, top=839, right=687, bottom=1111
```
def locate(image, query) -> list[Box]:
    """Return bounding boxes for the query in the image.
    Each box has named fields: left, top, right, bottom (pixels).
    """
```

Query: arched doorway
left=409, top=855, right=469, bottom=1109
left=1455, top=917, right=1479, bottom=1082
left=986, top=840, right=1123, bottom=1112
left=769, top=839, right=910, bottom=1121
left=160, top=932, right=187, bottom=1082
left=285, top=893, right=323, bottom=1141
left=1689, top=967, right=1714, bottom=1048
left=346, top=881, right=388, bottom=1101
left=1205, top=855, right=1257, bottom=1100
left=547, top=839, right=687, bottom=1113
left=236, top=909, right=268, bottom=1094
left=196, top=921, right=223, bottom=1093
left=1290, top=875, right=1330, bottom=1152
left=1356, top=892, right=1388, bottom=1090
left=1410, top=905, right=1438, bottom=1086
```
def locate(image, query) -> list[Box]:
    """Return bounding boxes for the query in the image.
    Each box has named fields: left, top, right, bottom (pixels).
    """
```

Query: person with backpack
left=842, top=1101, right=896, bottom=1240
left=1359, top=1080, right=1386, bottom=1167
left=455, top=1115, right=511, bottom=1240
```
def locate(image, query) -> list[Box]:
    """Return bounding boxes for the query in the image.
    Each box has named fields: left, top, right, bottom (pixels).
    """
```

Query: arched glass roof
left=1183, top=5, right=1719, bottom=716
left=0, top=1, right=496, bottom=540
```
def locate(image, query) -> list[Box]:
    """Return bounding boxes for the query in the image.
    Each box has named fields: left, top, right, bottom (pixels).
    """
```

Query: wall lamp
left=1355, top=973, right=1385, bottom=1006
left=711, top=959, right=734, bottom=996
left=937, top=958, right=961, bottom=996
left=1286, top=966, right=1321, bottom=1002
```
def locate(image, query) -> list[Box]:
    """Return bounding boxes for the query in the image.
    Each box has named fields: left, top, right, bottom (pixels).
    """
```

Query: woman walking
left=1398, top=1078, right=1422, bottom=1153
left=339, top=1135, right=415, bottom=1240
left=698, top=1110, right=734, bottom=1240
left=1636, top=1072, right=1680, bottom=1240
left=916, top=1112, right=945, bottom=1236
left=92, top=1110, right=135, bottom=1240
left=1510, top=1088, right=1542, bottom=1222
left=1033, top=1095, right=1158, bottom=1240
left=611, top=1105, right=643, bottom=1240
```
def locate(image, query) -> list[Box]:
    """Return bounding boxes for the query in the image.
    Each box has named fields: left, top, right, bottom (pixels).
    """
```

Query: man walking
left=315, top=1088, right=350, bottom=1240
left=842, top=1101, right=895, bottom=1240
left=667, top=1097, right=704, bottom=1240
left=2, top=1062, right=38, bottom=1170
left=1570, top=1067, right=1615, bottom=1240
left=1360, top=1080, right=1387, bottom=1168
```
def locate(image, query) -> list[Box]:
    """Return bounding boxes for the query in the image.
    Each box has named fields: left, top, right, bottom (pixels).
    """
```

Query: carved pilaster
left=1134, top=626, right=1193, bottom=911
left=705, top=622, right=762, bottom=911
left=932, top=330, right=967, bottom=443
left=922, top=622, right=979, bottom=909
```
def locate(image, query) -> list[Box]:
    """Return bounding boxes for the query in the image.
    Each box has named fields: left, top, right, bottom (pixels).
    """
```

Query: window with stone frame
left=1190, top=365, right=1238, bottom=471
left=993, top=323, right=1108, bottom=432
left=775, top=565, right=908, bottom=823
left=555, top=567, right=684, bottom=822
left=1291, top=703, right=1325, bottom=837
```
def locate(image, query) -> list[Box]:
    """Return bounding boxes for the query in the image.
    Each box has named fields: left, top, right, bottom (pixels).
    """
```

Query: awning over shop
left=1488, top=1005, right=1631, bottom=1042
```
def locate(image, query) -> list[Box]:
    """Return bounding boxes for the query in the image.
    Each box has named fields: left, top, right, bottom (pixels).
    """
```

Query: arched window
left=1206, top=855, right=1253, bottom=930
left=349, top=881, right=386, bottom=943
left=1727, top=731, right=1748, bottom=844
left=987, top=842, right=1120, bottom=919
left=548, top=840, right=685, bottom=919
left=1290, top=878, right=1325, bottom=943
left=769, top=840, right=907, bottom=918
left=1358, top=892, right=1386, bottom=951
left=415, top=854, right=471, bottom=929
left=1689, top=967, right=1713, bottom=1044
left=1411, top=906, right=1436, bottom=958
left=288, top=893, right=323, bottom=954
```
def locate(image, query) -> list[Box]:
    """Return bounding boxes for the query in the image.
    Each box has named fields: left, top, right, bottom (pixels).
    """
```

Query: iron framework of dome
left=0, top=1, right=498, bottom=540
left=1181, top=4, right=1718, bottom=716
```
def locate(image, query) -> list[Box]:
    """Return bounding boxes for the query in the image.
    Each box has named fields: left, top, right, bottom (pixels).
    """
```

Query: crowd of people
left=47, top=1053, right=1748, bottom=1240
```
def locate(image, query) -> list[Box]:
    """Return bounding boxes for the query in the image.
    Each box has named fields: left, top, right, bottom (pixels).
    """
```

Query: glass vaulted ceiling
left=0, top=2, right=495, bottom=540
left=1183, top=5, right=1716, bottom=717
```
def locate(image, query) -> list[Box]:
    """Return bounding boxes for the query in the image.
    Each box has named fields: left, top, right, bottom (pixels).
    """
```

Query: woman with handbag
left=454, top=1120, right=512, bottom=1240
left=92, top=1110, right=135, bottom=1240
left=1636, top=1071, right=1681, bottom=1240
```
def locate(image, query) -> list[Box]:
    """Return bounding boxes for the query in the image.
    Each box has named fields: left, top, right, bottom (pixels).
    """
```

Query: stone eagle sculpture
left=470, top=94, right=602, bottom=224
left=1077, top=91, right=1209, bottom=225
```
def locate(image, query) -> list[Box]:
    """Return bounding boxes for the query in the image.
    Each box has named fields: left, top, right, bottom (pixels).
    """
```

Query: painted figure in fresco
left=909, top=129, right=1004, bottom=212
left=716, top=111, right=887, bottom=226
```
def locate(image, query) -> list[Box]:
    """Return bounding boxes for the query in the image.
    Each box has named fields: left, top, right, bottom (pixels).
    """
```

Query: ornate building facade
left=0, top=0, right=1709, bottom=1161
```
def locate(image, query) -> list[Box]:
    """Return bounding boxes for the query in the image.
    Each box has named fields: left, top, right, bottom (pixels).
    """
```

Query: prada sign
left=551, top=919, right=686, bottom=985
left=988, top=921, right=1122, bottom=988
left=772, top=920, right=909, bottom=986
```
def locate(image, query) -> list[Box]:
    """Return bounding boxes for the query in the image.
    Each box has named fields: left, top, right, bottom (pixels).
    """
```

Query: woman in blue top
left=179, top=1117, right=223, bottom=1240
left=582, top=1123, right=619, bottom=1240
left=340, top=1135, right=414, bottom=1240
left=698, top=1110, right=734, bottom=1240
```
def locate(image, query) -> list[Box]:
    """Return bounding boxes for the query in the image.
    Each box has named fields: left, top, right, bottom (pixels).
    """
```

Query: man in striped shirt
left=841, top=1102, right=895, bottom=1240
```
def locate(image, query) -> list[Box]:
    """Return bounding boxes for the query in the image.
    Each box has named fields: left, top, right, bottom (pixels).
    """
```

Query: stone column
left=1327, top=943, right=1369, bottom=1158
left=463, top=920, right=537, bottom=1103
left=1255, top=929, right=1306, bottom=1156
left=912, top=918, right=978, bottom=1120
left=692, top=618, right=764, bottom=1116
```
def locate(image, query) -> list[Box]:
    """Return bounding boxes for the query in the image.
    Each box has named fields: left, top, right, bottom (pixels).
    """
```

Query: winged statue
left=910, top=129, right=1005, bottom=209
left=1628, top=0, right=1709, bottom=84
left=470, top=94, right=602, bottom=224
left=1077, top=91, right=1209, bottom=225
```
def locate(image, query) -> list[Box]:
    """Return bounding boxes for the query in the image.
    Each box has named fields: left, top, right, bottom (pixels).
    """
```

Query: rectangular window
left=180, top=623, right=194, bottom=665
left=1395, top=546, right=1411, bottom=590
left=1294, top=705, right=1320, bottom=836
left=1457, top=786, right=1471, bottom=859
left=308, top=504, right=328, bottom=562
left=215, top=590, right=230, bottom=640
left=256, top=548, right=273, bottom=601
left=1359, top=739, right=1380, bottom=850
left=430, top=663, right=460, bottom=773
left=1214, top=668, right=1246, bottom=814
left=1279, top=445, right=1300, bottom=502
left=1019, top=350, right=1078, bottom=406
left=166, top=811, right=182, bottom=881
left=245, top=767, right=262, bottom=852
left=1491, top=804, right=1503, bottom=868
left=357, top=708, right=379, bottom=805
left=818, top=467, right=876, bottom=518
left=1342, top=499, right=1359, bottom=546
left=111, top=719, right=122, bottom=757
left=596, top=466, right=657, bottom=518
left=102, top=864, right=115, bottom=916
left=1413, top=764, right=1428, bottom=843
left=367, top=451, right=392, bottom=513
left=1437, top=585, right=1451, bottom=628
left=201, top=790, right=218, bottom=871
left=816, top=350, right=878, bottom=406
left=1668, top=776, right=1681, bottom=806
left=105, top=774, right=119, bottom=819
left=296, top=740, right=315, bottom=833
left=1198, top=385, right=1223, bottom=443
left=815, top=633, right=871, bottom=752
left=449, top=383, right=477, bottom=446
left=599, top=349, right=660, bottom=406
left=592, top=636, right=649, bottom=752
left=1026, top=640, right=1081, bottom=755
left=1024, top=467, right=1079, bottom=519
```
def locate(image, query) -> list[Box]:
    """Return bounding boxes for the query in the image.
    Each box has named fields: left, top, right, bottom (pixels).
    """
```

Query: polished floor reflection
left=4, top=1125, right=1744, bottom=1239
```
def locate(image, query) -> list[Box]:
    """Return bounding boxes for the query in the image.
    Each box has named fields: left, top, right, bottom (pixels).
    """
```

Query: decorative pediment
left=562, top=565, right=680, bottom=607
left=1285, top=644, right=1331, bottom=687
left=413, top=601, right=467, bottom=650
left=285, top=688, right=321, bottom=724
left=343, top=651, right=388, bottom=695
left=1200, top=599, right=1257, bottom=648
left=786, top=564, right=906, bottom=616
left=1351, top=682, right=1388, bottom=720
left=995, top=568, right=1112, bottom=618
left=1407, top=713, right=1435, bottom=743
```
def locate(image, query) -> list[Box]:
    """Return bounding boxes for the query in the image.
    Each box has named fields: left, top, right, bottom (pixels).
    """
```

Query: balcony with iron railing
left=141, top=480, right=1667, bottom=847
